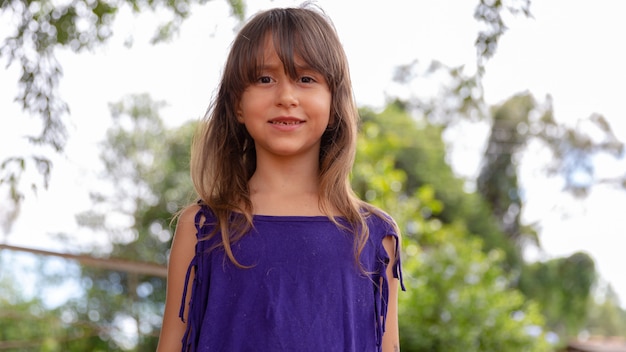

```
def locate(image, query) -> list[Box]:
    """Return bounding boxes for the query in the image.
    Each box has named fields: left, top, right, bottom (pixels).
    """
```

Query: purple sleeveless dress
left=179, top=204, right=404, bottom=351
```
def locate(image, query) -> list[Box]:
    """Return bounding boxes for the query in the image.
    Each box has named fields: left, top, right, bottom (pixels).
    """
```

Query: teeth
left=272, top=121, right=300, bottom=125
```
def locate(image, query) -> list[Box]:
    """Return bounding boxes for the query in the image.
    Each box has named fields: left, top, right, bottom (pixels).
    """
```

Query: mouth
left=270, top=120, right=303, bottom=126
left=269, top=117, right=304, bottom=126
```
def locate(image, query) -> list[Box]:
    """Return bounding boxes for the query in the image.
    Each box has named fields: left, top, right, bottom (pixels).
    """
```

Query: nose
left=276, top=80, right=298, bottom=108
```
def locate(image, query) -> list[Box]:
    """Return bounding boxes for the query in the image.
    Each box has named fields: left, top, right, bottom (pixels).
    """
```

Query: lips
left=269, top=117, right=304, bottom=125
left=270, top=120, right=303, bottom=125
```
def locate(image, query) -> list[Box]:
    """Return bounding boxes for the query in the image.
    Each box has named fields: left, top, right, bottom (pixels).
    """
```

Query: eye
left=257, top=76, right=273, bottom=84
left=300, top=76, right=316, bottom=84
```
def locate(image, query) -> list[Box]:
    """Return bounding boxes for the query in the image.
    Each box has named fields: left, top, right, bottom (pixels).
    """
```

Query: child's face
left=237, top=39, right=332, bottom=161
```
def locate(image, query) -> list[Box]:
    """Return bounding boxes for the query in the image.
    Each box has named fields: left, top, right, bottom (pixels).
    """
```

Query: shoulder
left=166, top=205, right=202, bottom=279
left=362, top=203, right=399, bottom=238
left=171, top=203, right=204, bottom=245
left=362, top=204, right=404, bottom=285
left=361, top=203, right=402, bottom=257
left=177, top=203, right=202, bottom=226
left=176, top=201, right=218, bottom=227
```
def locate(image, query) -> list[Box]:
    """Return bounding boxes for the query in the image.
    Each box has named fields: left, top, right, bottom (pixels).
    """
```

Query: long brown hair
left=189, top=5, right=382, bottom=266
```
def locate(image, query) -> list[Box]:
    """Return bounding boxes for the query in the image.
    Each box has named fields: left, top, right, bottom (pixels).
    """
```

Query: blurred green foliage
left=2, top=92, right=625, bottom=350
left=2, top=0, right=626, bottom=350
left=0, top=0, right=243, bottom=208
left=353, top=103, right=553, bottom=351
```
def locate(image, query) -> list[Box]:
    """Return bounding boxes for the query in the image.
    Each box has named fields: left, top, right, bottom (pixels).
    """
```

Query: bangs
left=232, top=7, right=345, bottom=90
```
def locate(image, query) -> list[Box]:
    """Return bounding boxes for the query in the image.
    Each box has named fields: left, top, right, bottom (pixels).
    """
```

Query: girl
left=157, top=5, right=404, bottom=352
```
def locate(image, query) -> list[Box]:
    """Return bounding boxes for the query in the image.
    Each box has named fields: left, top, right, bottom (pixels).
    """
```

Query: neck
left=249, top=156, right=319, bottom=194
left=248, top=154, right=323, bottom=216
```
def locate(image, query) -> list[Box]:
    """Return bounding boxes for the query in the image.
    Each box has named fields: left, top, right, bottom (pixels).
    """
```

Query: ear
left=236, top=104, right=244, bottom=123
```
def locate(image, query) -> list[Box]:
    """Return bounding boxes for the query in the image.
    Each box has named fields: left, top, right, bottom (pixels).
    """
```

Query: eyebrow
left=254, top=53, right=323, bottom=79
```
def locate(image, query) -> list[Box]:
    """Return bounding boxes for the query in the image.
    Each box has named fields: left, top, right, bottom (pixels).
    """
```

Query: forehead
left=251, top=33, right=316, bottom=77
left=257, top=36, right=306, bottom=67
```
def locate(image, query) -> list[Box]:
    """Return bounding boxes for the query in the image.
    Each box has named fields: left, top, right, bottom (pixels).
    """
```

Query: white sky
left=1, top=0, right=625, bottom=308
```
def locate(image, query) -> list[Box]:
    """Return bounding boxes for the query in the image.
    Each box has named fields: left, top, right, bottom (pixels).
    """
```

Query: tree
left=392, top=8, right=625, bottom=340
left=397, top=206, right=552, bottom=352
left=354, top=97, right=625, bottom=347
left=352, top=104, right=553, bottom=351
left=584, top=283, right=626, bottom=338
left=475, top=93, right=623, bottom=338
left=518, top=252, right=597, bottom=337
left=4, top=0, right=625, bottom=348
left=0, top=251, right=107, bottom=351
left=478, top=93, right=623, bottom=242
left=358, top=102, right=522, bottom=271
left=0, top=0, right=243, bottom=208
left=0, top=0, right=536, bottom=212
left=57, top=93, right=195, bottom=350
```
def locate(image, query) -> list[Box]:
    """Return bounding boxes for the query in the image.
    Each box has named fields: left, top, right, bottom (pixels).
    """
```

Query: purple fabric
left=179, top=204, right=404, bottom=352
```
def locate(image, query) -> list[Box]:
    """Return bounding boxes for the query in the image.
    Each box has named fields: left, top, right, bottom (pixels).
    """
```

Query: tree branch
left=0, top=243, right=167, bottom=277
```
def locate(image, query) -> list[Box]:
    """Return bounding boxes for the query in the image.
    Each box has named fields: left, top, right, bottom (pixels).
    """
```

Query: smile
left=270, top=121, right=303, bottom=125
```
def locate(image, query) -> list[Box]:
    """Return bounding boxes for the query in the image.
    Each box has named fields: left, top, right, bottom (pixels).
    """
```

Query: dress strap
left=179, top=255, right=197, bottom=351
left=375, top=231, right=406, bottom=349
left=393, top=234, right=406, bottom=291
left=179, top=207, right=209, bottom=351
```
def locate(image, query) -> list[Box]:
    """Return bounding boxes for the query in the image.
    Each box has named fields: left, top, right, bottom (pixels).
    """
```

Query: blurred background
left=1, top=0, right=625, bottom=351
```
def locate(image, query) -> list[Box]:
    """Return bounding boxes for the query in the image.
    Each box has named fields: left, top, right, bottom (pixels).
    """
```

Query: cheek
left=237, top=91, right=264, bottom=118
left=322, top=95, right=333, bottom=124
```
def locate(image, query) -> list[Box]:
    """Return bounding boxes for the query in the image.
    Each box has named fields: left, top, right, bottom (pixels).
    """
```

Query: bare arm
left=156, top=205, right=199, bottom=352
left=381, top=234, right=401, bottom=352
